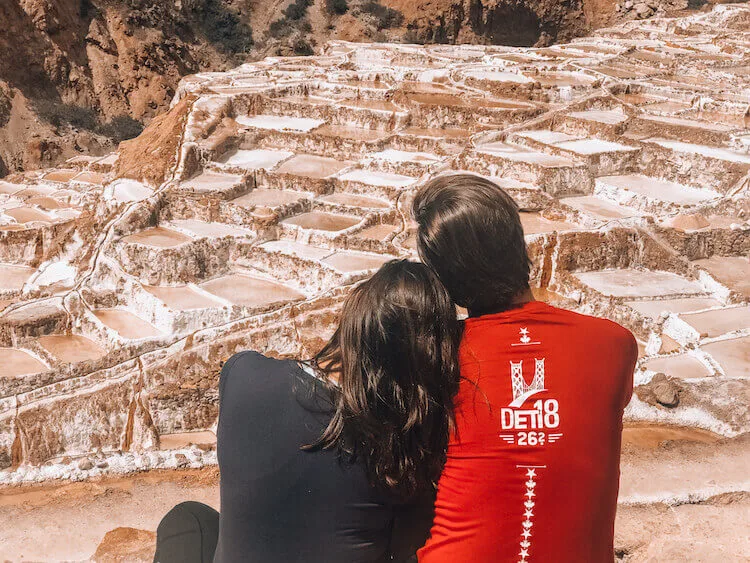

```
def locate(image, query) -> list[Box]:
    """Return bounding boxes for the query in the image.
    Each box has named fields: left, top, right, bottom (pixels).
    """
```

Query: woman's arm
left=388, top=489, right=437, bottom=562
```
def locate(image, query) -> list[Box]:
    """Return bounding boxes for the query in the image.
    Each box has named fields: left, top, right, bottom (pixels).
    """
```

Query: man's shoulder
left=545, top=304, right=635, bottom=344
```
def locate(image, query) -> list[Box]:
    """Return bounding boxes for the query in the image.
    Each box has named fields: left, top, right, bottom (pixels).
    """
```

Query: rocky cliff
left=0, top=0, right=699, bottom=175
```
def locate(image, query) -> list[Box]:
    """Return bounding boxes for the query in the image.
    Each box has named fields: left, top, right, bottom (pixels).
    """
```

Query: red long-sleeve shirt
left=419, top=301, right=637, bottom=563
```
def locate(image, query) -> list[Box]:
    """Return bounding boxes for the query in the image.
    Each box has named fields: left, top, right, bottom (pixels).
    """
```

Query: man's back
left=419, top=301, right=637, bottom=562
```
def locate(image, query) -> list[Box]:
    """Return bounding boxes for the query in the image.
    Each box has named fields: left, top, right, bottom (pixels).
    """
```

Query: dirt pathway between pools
left=0, top=468, right=219, bottom=561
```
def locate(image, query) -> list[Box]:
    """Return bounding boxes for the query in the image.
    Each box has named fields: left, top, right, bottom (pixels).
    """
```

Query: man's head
left=412, top=173, right=531, bottom=316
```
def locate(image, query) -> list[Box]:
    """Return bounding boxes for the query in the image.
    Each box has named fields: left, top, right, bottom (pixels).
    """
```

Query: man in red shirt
left=412, top=174, right=637, bottom=562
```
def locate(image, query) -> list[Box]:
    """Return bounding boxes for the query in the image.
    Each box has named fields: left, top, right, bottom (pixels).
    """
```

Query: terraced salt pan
left=642, top=354, right=711, bottom=379
left=555, top=138, right=639, bottom=155
left=321, top=251, right=393, bottom=273
left=626, top=297, right=721, bottom=320
left=339, top=99, right=404, bottom=113
left=0, top=264, right=35, bottom=291
left=478, top=143, right=577, bottom=167
left=275, top=154, right=350, bottom=179
left=647, top=138, right=750, bottom=164
left=575, top=269, right=704, bottom=298
left=144, top=285, right=224, bottom=311
left=0, top=348, right=47, bottom=377
left=638, top=114, right=733, bottom=132
left=219, top=149, right=293, bottom=170
left=158, top=431, right=216, bottom=450
left=355, top=223, right=399, bottom=241
left=169, top=219, right=253, bottom=239
left=93, top=309, right=163, bottom=339
left=567, top=108, right=629, bottom=124
left=235, top=115, right=324, bottom=132
left=680, top=305, right=750, bottom=338
left=38, top=335, right=106, bottom=364
left=26, top=196, right=69, bottom=210
left=517, top=130, right=580, bottom=144
left=180, top=171, right=244, bottom=194
left=42, top=169, right=78, bottom=183
left=318, top=193, right=390, bottom=209
left=700, top=336, right=750, bottom=378
left=4, top=207, right=53, bottom=224
left=693, top=256, right=750, bottom=299
left=618, top=437, right=749, bottom=504
left=231, top=189, right=310, bottom=208
left=313, top=125, right=389, bottom=142
left=561, top=195, right=640, bottom=220
left=121, top=227, right=192, bottom=248
left=281, top=211, right=361, bottom=232
left=621, top=424, right=722, bottom=449
left=338, top=169, right=416, bottom=188
left=463, top=69, right=534, bottom=83
left=527, top=71, right=595, bottom=87
left=259, top=240, right=331, bottom=261
left=71, top=171, right=107, bottom=185
left=200, top=274, right=304, bottom=308
left=368, top=149, right=441, bottom=165
left=106, top=180, right=153, bottom=204
left=520, top=212, right=578, bottom=234
left=596, top=174, right=719, bottom=205
left=0, top=181, right=23, bottom=195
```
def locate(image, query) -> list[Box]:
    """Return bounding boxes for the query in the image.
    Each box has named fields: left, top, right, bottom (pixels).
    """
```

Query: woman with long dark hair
left=153, top=259, right=461, bottom=562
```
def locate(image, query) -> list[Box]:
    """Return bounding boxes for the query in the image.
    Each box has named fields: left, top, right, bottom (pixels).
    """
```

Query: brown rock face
left=382, top=0, right=589, bottom=46
left=0, top=0, right=641, bottom=176
left=637, top=373, right=681, bottom=408
left=92, top=527, right=156, bottom=562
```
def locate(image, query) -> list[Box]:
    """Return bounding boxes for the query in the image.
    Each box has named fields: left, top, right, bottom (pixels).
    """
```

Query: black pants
left=153, top=501, right=219, bottom=563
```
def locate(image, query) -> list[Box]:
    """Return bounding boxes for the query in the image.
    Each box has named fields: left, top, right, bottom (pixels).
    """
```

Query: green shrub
left=197, top=0, right=254, bottom=53
left=35, top=100, right=98, bottom=131
left=361, top=1, right=403, bottom=29
left=293, top=38, right=315, bottom=56
left=326, top=0, right=348, bottom=15
left=96, top=115, right=145, bottom=143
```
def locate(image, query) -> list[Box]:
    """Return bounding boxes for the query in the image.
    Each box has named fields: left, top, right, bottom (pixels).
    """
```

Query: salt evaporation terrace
left=0, top=4, right=749, bottom=559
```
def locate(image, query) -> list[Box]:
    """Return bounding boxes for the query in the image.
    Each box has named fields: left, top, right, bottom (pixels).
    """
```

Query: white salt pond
left=121, top=227, right=192, bottom=248
left=575, top=269, right=704, bottom=298
left=596, top=174, right=719, bottom=205
left=219, top=149, right=293, bottom=170
left=235, top=115, right=325, bottom=132
left=93, top=309, right=163, bottom=340
left=281, top=211, right=361, bottom=232
left=38, top=335, right=106, bottom=364
left=0, top=347, right=47, bottom=377
left=200, top=274, right=304, bottom=308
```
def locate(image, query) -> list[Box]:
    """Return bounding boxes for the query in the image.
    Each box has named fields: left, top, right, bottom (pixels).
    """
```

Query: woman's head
left=308, top=259, right=461, bottom=500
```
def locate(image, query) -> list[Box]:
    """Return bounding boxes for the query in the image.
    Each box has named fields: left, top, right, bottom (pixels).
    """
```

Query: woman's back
left=214, top=351, right=434, bottom=563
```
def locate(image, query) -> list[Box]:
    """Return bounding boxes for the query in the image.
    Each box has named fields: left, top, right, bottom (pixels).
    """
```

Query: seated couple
left=154, top=174, right=637, bottom=563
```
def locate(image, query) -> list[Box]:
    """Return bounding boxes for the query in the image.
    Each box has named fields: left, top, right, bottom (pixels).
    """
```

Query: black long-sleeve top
left=214, top=351, right=435, bottom=563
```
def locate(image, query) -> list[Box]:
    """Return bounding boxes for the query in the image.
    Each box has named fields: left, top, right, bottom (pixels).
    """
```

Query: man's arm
left=620, top=332, right=638, bottom=411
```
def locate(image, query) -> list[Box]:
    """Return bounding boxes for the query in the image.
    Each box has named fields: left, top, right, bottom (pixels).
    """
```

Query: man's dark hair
left=412, top=173, right=531, bottom=316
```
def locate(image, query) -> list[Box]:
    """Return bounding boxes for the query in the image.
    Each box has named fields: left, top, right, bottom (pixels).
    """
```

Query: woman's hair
left=412, top=173, right=531, bottom=316
left=305, top=259, right=461, bottom=501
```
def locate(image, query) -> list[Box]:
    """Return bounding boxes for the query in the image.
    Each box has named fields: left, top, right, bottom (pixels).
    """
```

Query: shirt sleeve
left=620, top=331, right=638, bottom=411
left=388, top=489, right=436, bottom=562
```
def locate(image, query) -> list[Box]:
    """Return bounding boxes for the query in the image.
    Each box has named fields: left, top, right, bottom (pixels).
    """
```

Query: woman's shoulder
left=219, top=351, right=294, bottom=400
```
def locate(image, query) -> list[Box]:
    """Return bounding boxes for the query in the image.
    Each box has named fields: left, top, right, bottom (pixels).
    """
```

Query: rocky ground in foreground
left=2, top=428, right=748, bottom=561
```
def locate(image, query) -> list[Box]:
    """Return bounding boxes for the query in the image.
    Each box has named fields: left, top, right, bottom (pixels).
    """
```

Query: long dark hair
left=305, top=259, right=461, bottom=501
